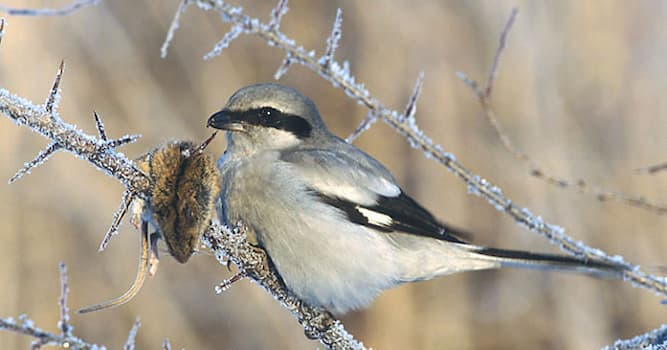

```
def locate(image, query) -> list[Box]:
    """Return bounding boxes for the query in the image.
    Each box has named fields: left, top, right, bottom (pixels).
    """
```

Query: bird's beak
left=207, top=109, right=246, bottom=132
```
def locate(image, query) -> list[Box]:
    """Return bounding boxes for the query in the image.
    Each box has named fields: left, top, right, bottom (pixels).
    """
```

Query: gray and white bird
left=207, top=83, right=625, bottom=315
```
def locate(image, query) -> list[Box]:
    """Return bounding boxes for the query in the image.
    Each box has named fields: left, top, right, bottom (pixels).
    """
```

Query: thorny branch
left=163, top=0, right=667, bottom=298
left=0, top=18, right=364, bottom=350
left=0, top=0, right=100, bottom=17
left=0, top=1, right=665, bottom=349
left=0, top=263, right=104, bottom=349
left=456, top=8, right=667, bottom=215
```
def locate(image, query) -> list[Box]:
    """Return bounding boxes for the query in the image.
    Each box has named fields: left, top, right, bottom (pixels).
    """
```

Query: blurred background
left=0, top=1, right=666, bottom=349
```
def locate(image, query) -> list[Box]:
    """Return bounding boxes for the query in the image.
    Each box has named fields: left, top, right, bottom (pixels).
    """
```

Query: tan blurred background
left=0, top=1, right=666, bottom=349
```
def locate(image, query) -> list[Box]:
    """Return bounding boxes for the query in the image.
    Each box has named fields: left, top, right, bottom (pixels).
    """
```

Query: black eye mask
left=215, top=107, right=313, bottom=139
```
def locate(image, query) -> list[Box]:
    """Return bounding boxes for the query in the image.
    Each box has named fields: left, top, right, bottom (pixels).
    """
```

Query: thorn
left=9, top=142, right=61, bottom=184
left=45, top=60, right=65, bottom=114
left=274, top=52, right=293, bottom=80
left=401, top=71, right=424, bottom=122
left=267, top=0, right=289, bottom=32
left=196, top=131, right=218, bottom=154
left=0, top=18, right=5, bottom=45
left=93, top=111, right=108, bottom=141
left=105, top=134, right=141, bottom=149
left=203, top=24, right=243, bottom=61
left=456, top=71, right=483, bottom=98
left=98, top=191, right=135, bottom=252
left=319, top=8, right=343, bottom=69
left=214, top=273, right=244, bottom=294
left=346, top=110, right=378, bottom=143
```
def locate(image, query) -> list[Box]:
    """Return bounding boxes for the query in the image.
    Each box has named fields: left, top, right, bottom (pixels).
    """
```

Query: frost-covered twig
left=58, top=262, right=73, bottom=337
left=202, top=223, right=366, bottom=350
left=163, top=0, right=667, bottom=298
left=602, top=324, right=667, bottom=350
left=0, top=264, right=103, bottom=350
left=0, top=0, right=100, bottom=17
left=123, top=318, right=141, bottom=350
left=161, top=0, right=191, bottom=59
left=456, top=8, right=667, bottom=215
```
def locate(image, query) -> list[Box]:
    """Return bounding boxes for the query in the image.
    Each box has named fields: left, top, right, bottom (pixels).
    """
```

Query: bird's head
left=207, top=83, right=331, bottom=154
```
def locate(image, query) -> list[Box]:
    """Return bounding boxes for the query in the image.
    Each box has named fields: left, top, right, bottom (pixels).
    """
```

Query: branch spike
left=267, top=0, right=289, bottom=32
left=274, top=52, right=293, bottom=80
left=401, top=71, right=424, bottom=122
left=45, top=60, right=65, bottom=114
left=319, top=8, right=343, bottom=69
left=93, top=111, right=107, bottom=141
left=105, top=134, right=141, bottom=149
left=98, top=190, right=136, bottom=251
left=203, top=24, right=243, bottom=60
left=346, top=110, right=378, bottom=143
left=0, top=18, right=5, bottom=45
left=9, top=142, right=61, bottom=184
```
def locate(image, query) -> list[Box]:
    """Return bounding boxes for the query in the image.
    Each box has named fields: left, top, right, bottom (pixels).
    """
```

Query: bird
left=207, top=83, right=625, bottom=315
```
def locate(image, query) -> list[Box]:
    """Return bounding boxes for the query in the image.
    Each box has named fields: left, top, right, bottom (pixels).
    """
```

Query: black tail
left=473, top=246, right=627, bottom=279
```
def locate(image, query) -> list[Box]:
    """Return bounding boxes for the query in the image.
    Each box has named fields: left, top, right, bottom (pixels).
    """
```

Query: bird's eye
left=259, top=107, right=276, bottom=119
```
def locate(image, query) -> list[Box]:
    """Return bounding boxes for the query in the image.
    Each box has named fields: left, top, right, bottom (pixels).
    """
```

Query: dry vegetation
left=0, top=1, right=666, bottom=349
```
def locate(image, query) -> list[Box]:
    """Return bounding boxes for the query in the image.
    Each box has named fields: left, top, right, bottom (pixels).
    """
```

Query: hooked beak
left=207, top=109, right=246, bottom=132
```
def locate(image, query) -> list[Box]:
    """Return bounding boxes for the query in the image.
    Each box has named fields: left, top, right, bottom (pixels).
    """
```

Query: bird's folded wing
left=280, top=147, right=470, bottom=243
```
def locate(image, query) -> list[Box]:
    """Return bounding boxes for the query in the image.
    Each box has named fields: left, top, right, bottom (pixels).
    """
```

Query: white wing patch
left=357, top=207, right=393, bottom=226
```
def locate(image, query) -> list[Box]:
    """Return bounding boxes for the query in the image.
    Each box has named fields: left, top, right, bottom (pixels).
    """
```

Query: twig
left=636, top=162, right=667, bottom=175
left=319, top=8, right=343, bottom=69
left=161, top=0, right=191, bottom=59
left=163, top=0, right=667, bottom=298
left=58, top=262, right=73, bottom=337
left=123, top=318, right=141, bottom=350
left=0, top=0, right=100, bottom=17
left=484, top=7, right=517, bottom=98
left=456, top=8, right=667, bottom=215
left=0, top=264, right=103, bottom=350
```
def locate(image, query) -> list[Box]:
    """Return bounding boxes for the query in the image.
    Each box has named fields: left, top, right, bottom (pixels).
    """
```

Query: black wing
left=315, top=190, right=471, bottom=244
